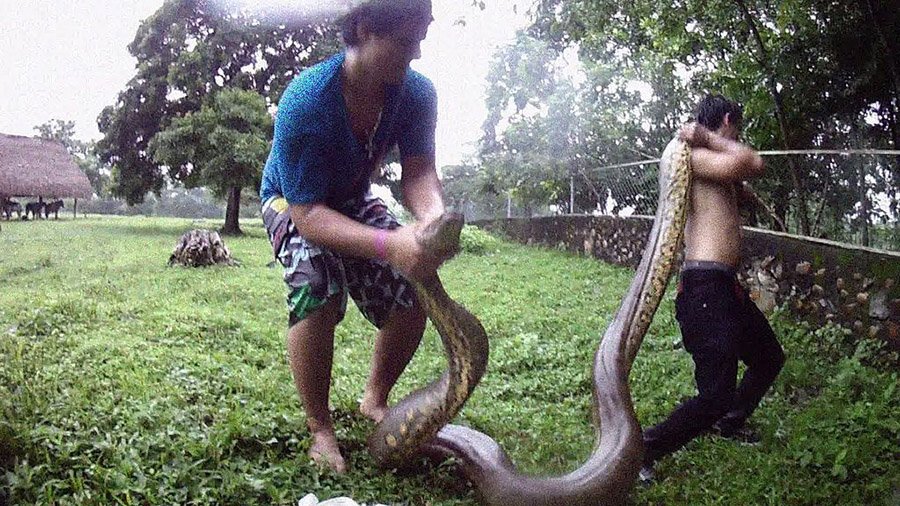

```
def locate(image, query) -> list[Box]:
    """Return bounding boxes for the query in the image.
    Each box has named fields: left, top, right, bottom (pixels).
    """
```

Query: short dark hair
left=340, top=0, right=433, bottom=47
left=694, top=94, right=743, bottom=131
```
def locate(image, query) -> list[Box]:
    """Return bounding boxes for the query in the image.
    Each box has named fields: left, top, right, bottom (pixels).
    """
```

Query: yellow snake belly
left=369, top=138, right=692, bottom=505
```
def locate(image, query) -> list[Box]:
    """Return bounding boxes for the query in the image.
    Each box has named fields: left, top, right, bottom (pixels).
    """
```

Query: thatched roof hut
left=0, top=133, right=93, bottom=199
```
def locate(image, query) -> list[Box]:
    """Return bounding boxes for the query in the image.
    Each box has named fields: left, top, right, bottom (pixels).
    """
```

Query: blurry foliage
left=457, top=0, right=899, bottom=248
left=458, top=225, right=502, bottom=255
left=97, top=0, right=343, bottom=206
left=78, top=187, right=261, bottom=220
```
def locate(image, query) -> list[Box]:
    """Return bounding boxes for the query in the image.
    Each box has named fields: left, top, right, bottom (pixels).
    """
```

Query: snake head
left=416, top=212, right=464, bottom=262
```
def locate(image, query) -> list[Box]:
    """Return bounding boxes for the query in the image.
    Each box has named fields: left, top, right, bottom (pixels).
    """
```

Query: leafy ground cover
left=1, top=216, right=897, bottom=505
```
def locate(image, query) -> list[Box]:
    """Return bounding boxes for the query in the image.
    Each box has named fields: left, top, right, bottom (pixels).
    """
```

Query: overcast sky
left=0, top=1, right=528, bottom=168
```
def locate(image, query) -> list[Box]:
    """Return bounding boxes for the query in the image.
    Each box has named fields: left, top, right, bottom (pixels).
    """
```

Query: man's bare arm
left=290, top=202, right=440, bottom=281
left=285, top=155, right=447, bottom=281
left=680, top=123, right=765, bottom=182
left=290, top=203, right=385, bottom=258
left=400, top=154, right=445, bottom=222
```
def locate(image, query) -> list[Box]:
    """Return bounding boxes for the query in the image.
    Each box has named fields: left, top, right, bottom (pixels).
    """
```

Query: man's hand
left=678, top=122, right=711, bottom=148
left=684, top=122, right=765, bottom=182
left=385, top=220, right=446, bottom=282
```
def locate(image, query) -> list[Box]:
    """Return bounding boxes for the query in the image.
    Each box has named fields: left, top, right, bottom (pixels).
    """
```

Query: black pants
left=643, top=268, right=785, bottom=463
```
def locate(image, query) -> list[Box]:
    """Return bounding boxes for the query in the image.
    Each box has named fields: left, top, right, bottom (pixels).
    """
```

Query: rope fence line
left=484, top=148, right=899, bottom=251
left=584, top=148, right=900, bottom=172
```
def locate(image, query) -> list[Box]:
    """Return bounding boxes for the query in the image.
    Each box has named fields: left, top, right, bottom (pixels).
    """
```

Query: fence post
left=859, top=164, right=870, bottom=247
left=570, top=174, right=575, bottom=214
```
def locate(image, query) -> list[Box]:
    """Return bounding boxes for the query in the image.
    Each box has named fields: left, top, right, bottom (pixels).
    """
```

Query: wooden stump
left=168, top=229, right=237, bottom=267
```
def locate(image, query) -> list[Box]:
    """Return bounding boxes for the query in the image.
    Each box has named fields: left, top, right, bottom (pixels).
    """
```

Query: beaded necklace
left=342, top=60, right=384, bottom=162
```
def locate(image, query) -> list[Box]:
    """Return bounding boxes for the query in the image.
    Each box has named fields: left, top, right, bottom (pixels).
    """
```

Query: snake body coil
left=369, top=138, right=692, bottom=505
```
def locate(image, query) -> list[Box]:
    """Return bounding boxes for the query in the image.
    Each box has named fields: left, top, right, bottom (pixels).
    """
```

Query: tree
left=474, top=32, right=678, bottom=216
left=149, top=88, right=273, bottom=235
left=34, top=119, right=109, bottom=197
left=441, top=163, right=507, bottom=220
left=475, top=34, right=578, bottom=215
left=526, top=0, right=899, bottom=238
left=34, top=119, right=86, bottom=154
left=97, top=0, right=342, bottom=206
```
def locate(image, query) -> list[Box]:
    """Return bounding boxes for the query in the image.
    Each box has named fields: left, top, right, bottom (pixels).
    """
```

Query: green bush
left=458, top=225, right=502, bottom=255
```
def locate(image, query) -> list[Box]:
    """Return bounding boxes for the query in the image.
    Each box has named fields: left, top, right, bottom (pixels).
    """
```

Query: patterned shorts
left=262, top=193, right=416, bottom=328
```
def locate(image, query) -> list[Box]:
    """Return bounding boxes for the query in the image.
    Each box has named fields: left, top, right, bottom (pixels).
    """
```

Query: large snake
left=369, top=138, right=692, bottom=505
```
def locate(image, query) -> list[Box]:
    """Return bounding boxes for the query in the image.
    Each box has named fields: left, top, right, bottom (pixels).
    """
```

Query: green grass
left=1, top=216, right=897, bottom=505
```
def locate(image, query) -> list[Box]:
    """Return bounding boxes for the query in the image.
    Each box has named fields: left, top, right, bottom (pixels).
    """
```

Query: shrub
left=458, top=225, right=501, bottom=255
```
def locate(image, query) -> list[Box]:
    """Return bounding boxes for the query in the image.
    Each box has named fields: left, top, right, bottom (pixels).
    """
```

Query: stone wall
left=473, top=216, right=900, bottom=351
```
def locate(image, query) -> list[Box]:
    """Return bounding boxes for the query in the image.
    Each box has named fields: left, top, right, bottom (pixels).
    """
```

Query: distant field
left=1, top=216, right=896, bottom=505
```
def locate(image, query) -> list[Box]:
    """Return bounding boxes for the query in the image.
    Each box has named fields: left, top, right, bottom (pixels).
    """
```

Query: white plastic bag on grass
left=298, top=493, right=389, bottom=506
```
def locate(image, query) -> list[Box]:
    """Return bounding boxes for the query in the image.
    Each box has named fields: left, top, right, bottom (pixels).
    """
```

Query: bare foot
left=359, top=396, right=389, bottom=423
left=309, top=430, right=347, bottom=474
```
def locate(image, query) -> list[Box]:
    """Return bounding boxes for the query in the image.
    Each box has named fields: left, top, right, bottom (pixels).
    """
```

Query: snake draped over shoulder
left=368, top=138, right=692, bottom=505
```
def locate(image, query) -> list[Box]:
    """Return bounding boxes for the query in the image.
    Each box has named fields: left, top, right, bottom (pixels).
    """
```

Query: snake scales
left=369, top=138, right=692, bottom=505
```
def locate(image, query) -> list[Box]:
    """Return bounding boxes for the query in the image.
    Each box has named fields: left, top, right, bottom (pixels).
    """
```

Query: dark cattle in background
left=44, top=200, right=64, bottom=219
left=3, top=200, right=22, bottom=220
left=25, top=201, right=44, bottom=220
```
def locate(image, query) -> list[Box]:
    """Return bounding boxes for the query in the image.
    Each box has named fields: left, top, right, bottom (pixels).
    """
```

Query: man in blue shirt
left=260, top=0, right=446, bottom=473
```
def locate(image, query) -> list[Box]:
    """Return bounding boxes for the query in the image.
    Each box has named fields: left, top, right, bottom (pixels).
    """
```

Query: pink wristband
left=374, top=229, right=388, bottom=261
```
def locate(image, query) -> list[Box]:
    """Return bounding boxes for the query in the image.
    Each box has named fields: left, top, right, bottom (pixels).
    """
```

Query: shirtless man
left=641, top=94, right=786, bottom=481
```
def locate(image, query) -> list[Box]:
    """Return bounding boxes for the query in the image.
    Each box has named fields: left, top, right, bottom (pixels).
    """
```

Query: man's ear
left=355, top=21, right=372, bottom=44
left=722, top=112, right=732, bottom=129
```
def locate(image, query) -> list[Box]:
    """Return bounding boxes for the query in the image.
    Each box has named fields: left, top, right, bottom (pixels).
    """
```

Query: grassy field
left=1, top=216, right=897, bottom=505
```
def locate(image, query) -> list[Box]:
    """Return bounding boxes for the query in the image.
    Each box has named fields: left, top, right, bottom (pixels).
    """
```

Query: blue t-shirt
left=260, top=52, right=437, bottom=207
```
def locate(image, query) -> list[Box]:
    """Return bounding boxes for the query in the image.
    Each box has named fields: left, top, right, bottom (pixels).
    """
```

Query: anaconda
left=369, top=138, right=692, bottom=505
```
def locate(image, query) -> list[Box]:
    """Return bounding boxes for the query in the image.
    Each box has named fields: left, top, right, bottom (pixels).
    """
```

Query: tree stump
left=168, top=229, right=237, bottom=267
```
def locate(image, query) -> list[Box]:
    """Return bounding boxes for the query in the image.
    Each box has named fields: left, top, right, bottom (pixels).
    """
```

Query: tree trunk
left=742, top=182, right=787, bottom=232
left=810, top=180, right=831, bottom=237
left=887, top=98, right=899, bottom=154
left=221, top=186, right=242, bottom=236
left=569, top=173, right=575, bottom=214
left=734, top=0, right=811, bottom=235
left=866, top=0, right=900, bottom=238
left=169, top=229, right=237, bottom=267
left=865, top=0, right=900, bottom=116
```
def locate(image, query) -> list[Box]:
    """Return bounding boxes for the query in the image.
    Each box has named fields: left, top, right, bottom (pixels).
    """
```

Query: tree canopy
left=96, top=0, right=343, bottom=216
left=149, top=88, right=272, bottom=234
left=456, top=0, right=899, bottom=247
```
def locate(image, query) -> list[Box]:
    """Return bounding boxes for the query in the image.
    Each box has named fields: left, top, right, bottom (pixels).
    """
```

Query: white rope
left=758, top=148, right=900, bottom=156
left=586, top=148, right=900, bottom=172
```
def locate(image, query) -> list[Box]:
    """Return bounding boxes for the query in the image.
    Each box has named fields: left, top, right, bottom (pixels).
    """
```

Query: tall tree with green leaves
left=149, top=88, right=273, bottom=235
left=476, top=34, right=580, bottom=215
left=474, top=32, right=681, bottom=216
left=97, top=0, right=342, bottom=206
left=441, top=163, right=508, bottom=220
left=526, top=0, right=898, bottom=240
